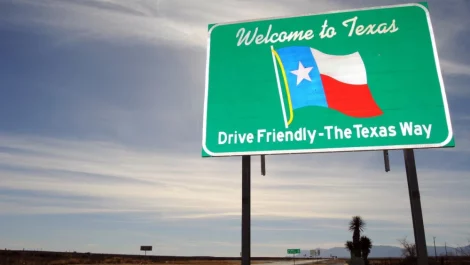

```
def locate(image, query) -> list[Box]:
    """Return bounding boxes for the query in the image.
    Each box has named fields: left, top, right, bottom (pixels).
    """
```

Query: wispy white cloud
left=0, top=133, right=468, bottom=228
left=4, top=0, right=344, bottom=48
left=5, top=0, right=201, bottom=48
left=441, top=60, right=470, bottom=77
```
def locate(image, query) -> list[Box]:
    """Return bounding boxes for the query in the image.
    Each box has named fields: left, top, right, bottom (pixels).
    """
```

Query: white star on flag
left=290, top=61, right=313, bottom=85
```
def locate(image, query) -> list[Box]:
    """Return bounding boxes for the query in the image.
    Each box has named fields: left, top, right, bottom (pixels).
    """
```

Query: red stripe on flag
left=321, top=74, right=383, bottom=118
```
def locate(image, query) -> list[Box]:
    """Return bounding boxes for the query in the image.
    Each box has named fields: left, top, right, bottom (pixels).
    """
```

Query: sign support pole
left=383, top=150, right=390, bottom=172
left=261, top=155, right=266, bottom=176
left=242, top=155, right=251, bottom=265
left=403, top=149, right=429, bottom=265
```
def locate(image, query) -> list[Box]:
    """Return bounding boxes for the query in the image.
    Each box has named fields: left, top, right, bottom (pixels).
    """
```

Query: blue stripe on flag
left=276, top=46, right=328, bottom=110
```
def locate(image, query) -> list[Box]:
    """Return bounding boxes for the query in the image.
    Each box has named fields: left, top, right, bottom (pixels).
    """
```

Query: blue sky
left=0, top=0, right=469, bottom=257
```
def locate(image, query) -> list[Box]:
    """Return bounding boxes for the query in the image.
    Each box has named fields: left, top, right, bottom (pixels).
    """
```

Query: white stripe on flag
left=310, top=48, right=367, bottom=85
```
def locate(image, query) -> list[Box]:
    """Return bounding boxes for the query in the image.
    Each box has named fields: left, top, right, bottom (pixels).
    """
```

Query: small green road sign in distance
left=287, top=249, right=301, bottom=254
left=202, top=2, right=454, bottom=157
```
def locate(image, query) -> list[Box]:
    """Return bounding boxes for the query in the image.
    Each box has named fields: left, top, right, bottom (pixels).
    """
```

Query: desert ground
left=0, top=250, right=337, bottom=265
left=2, top=250, right=470, bottom=265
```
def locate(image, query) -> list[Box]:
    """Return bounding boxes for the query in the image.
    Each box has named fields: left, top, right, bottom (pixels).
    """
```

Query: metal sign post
left=241, top=156, right=251, bottom=265
left=403, top=149, right=429, bottom=265
left=261, top=155, right=266, bottom=176
left=383, top=150, right=391, bottom=172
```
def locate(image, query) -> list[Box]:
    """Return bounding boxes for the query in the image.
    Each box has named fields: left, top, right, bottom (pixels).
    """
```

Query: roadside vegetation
left=345, top=216, right=373, bottom=265
left=344, top=216, right=470, bottom=265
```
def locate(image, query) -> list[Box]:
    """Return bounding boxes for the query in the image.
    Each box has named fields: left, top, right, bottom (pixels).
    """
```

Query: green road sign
left=202, top=2, right=454, bottom=157
left=288, top=249, right=301, bottom=254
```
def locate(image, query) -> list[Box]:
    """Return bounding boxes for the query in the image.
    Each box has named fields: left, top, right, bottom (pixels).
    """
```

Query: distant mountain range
left=294, top=245, right=465, bottom=258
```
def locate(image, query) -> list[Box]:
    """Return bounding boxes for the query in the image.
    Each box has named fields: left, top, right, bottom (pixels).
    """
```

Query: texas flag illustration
left=271, top=45, right=383, bottom=127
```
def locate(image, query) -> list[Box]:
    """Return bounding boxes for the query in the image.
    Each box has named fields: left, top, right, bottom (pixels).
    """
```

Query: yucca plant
left=349, top=216, right=366, bottom=258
